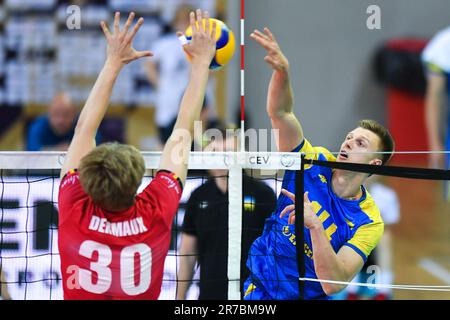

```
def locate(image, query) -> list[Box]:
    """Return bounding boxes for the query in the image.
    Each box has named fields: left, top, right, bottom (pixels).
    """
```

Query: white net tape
left=0, top=151, right=302, bottom=170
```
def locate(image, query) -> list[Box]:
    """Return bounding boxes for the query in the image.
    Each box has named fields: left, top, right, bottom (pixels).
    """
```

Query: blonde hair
left=359, top=119, right=395, bottom=164
left=79, top=143, right=145, bottom=210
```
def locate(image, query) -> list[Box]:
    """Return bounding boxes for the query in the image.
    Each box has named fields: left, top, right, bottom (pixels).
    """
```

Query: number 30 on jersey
left=66, top=240, right=152, bottom=296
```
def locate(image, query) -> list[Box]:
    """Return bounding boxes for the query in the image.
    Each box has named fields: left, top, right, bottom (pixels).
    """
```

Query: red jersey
left=58, top=169, right=182, bottom=300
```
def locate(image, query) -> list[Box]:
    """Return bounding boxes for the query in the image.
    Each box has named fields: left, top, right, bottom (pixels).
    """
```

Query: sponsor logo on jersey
left=199, top=201, right=209, bottom=209
left=243, top=196, right=256, bottom=212
left=318, top=174, right=327, bottom=184
left=160, top=174, right=180, bottom=195
left=61, top=172, right=79, bottom=188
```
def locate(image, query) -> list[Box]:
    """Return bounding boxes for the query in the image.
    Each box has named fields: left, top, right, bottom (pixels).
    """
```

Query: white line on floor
left=418, top=258, right=450, bottom=284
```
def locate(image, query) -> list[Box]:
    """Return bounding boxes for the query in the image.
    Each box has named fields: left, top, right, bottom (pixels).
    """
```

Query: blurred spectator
left=0, top=268, right=11, bottom=300
left=177, top=124, right=277, bottom=300
left=27, top=93, right=77, bottom=151
left=146, top=4, right=216, bottom=146
left=422, top=26, right=450, bottom=200
left=26, top=92, right=102, bottom=151
left=333, top=176, right=400, bottom=300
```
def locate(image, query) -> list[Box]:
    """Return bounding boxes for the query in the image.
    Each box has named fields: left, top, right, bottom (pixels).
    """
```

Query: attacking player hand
left=279, top=189, right=322, bottom=229
left=250, top=27, right=289, bottom=73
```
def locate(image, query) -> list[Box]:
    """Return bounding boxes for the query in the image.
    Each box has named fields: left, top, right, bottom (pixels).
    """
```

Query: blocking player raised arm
left=250, top=28, right=303, bottom=152
left=60, top=12, right=152, bottom=179
left=158, top=9, right=217, bottom=184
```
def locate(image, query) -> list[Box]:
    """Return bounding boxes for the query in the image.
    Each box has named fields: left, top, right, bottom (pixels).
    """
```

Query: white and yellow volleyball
left=184, top=18, right=236, bottom=70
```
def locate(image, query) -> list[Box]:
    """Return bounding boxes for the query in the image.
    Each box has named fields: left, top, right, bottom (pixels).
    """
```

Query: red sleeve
left=138, top=170, right=183, bottom=227
left=58, top=169, right=89, bottom=224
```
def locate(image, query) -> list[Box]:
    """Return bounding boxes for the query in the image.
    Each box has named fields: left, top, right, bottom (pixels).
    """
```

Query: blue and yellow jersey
left=245, top=139, right=384, bottom=300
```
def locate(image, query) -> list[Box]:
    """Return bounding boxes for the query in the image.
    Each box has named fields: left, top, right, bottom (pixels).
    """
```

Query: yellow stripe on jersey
left=244, top=283, right=257, bottom=298
left=298, top=139, right=336, bottom=169
left=360, top=191, right=384, bottom=224
left=346, top=192, right=384, bottom=257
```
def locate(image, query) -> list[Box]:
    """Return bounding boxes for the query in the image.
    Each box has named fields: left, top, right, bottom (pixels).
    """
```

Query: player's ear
left=369, top=158, right=382, bottom=166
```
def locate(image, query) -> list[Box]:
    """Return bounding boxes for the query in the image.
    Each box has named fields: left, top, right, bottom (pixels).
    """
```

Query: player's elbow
left=267, top=109, right=291, bottom=121
left=322, top=283, right=346, bottom=296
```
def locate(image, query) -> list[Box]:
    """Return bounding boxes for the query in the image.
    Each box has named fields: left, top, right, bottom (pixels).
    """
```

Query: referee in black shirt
left=177, top=125, right=277, bottom=300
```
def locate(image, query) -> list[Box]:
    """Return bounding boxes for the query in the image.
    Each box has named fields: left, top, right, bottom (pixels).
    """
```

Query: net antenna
left=295, top=155, right=306, bottom=300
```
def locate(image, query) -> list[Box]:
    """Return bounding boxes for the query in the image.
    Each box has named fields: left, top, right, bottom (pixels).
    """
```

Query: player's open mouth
left=339, top=150, right=349, bottom=160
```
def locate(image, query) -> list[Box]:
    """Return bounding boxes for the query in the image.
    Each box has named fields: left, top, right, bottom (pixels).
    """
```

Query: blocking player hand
left=178, top=9, right=217, bottom=67
left=100, top=12, right=153, bottom=66
left=250, top=27, right=289, bottom=73
left=279, top=189, right=321, bottom=229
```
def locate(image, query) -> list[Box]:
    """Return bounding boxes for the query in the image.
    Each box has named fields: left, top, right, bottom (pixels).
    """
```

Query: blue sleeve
left=291, top=139, right=305, bottom=152
left=27, top=120, right=45, bottom=151
left=95, top=131, right=103, bottom=145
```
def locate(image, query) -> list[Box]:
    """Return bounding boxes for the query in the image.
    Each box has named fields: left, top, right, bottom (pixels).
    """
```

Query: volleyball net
left=0, top=151, right=449, bottom=300
left=0, top=151, right=293, bottom=300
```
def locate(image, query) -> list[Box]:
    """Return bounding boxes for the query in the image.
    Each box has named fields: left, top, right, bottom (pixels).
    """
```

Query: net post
left=295, top=154, right=305, bottom=300
left=227, top=158, right=243, bottom=300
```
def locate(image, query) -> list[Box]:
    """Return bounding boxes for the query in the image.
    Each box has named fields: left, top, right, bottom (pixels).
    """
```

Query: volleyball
left=184, top=18, right=236, bottom=70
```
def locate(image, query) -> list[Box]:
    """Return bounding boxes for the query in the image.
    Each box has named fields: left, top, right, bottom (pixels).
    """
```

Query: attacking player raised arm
left=60, top=12, right=152, bottom=179
left=157, top=9, right=217, bottom=184
left=250, top=27, right=303, bottom=152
